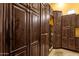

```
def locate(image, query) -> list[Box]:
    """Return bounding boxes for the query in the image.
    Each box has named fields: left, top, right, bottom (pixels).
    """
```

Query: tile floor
left=49, top=49, right=79, bottom=56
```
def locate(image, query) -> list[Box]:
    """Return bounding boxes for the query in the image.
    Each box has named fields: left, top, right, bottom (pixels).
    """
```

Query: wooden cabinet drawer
left=68, top=38, right=75, bottom=50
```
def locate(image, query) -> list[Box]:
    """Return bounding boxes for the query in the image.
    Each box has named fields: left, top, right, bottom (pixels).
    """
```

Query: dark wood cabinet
left=9, top=4, right=29, bottom=56
left=53, top=11, right=62, bottom=48
left=0, top=4, right=4, bottom=56
left=61, top=14, right=76, bottom=50
left=0, top=3, right=51, bottom=56
left=2, top=3, right=79, bottom=55
left=75, top=15, right=79, bottom=51
left=29, top=9, right=40, bottom=56
left=40, top=4, right=50, bottom=56
left=61, top=14, right=79, bottom=52
left=0, top=4, right=11, bottom=56
left=62, top=16, right=69, bottom=49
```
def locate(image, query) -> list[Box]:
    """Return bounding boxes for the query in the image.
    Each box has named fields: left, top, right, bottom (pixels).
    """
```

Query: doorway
left=49, top=15, right=54, bottom=52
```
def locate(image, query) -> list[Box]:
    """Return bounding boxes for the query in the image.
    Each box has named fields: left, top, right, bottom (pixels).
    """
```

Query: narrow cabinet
left=40, top=4, right=50, bottom=56
left=53, top=11, right=62, bottom=48
left=0, top=4, right=4, bottom=56
left=9, top=4, right=29, bottom=56
left=29, top=9, right=40, bottom=56
left=75, top=14, right=79, bottom=51
left=0, top=4, right=10, bottom=56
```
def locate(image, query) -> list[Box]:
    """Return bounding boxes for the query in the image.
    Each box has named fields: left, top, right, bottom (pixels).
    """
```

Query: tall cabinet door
left=10, top=4, right=29, bottom=56
left=40, top=4, right=46, bottom=56
left=40, top=4, right=49, bottom=56
left=0, top=4, right=10, bottom=56
left=62, top=16, right=69, bottom=48
left=53, top=11, right=62, bottom=48
left=75, top=14, right=79, bottom=51
left=30, top=11, right=40, bottom=56
left=68, top=15, right=76, bottom=50
left=0, top=4, right=4, bottom=56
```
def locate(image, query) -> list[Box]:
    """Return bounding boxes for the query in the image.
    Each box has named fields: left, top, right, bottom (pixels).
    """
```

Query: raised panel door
left=10, top=4, right=29, bottom=56
left=30, top=11, right=40, bottom=56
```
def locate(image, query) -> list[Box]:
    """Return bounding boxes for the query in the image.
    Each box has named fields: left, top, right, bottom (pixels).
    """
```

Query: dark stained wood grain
left=40, top=4, right=50, bottom=56
left=0, top=3, right=51, bottom=56
left=62, top=14, right=76, bottom=50
left=0, top=4, right=4, bottom=56
left=53, top=11, right=62, bottom=48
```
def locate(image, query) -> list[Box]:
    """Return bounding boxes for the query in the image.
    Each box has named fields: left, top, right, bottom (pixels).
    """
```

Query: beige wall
left=50, top=3, right=79, bottom=15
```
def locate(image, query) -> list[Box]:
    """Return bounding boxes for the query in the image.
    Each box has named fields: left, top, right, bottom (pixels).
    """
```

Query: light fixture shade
left=67, top=9, right=76, bottom=14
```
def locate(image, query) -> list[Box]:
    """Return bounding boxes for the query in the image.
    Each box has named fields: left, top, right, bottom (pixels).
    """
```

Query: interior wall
left=49, top=3, right=79, bottom=15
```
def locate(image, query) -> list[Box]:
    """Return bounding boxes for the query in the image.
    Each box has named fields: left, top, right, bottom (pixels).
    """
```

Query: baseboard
left=62, top=48, right=79, bottom=53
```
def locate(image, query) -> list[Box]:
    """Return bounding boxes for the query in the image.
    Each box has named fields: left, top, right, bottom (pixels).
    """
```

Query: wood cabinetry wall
left=0, top=3, right=52, bottom=56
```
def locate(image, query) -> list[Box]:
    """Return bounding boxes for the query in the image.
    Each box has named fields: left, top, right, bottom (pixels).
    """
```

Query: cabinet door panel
left=53, top=11, right=62, bottom=48
left=62, top=37, right=68, bottom=48
left=12, top=5, right=26, bottom=50
left=30, top=11, right=40, bottom=56
left=40, top=35, right=45, bottom=55
left=41, top=35, right=48, bottom=56
left=75, top=15, right=79, bottom=51
left=68, top=38, right=75, bottom=50
left=10, top=4, right=28, bottom=56
left=40, top=4, right=49, bottom=56
left=76, top=15, right=79, bottom=27
left=0, top=4, right=4, bottom=56
left=75, top=38, right=79, bottom=51
left=62, top=28, right=68, bottom=37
